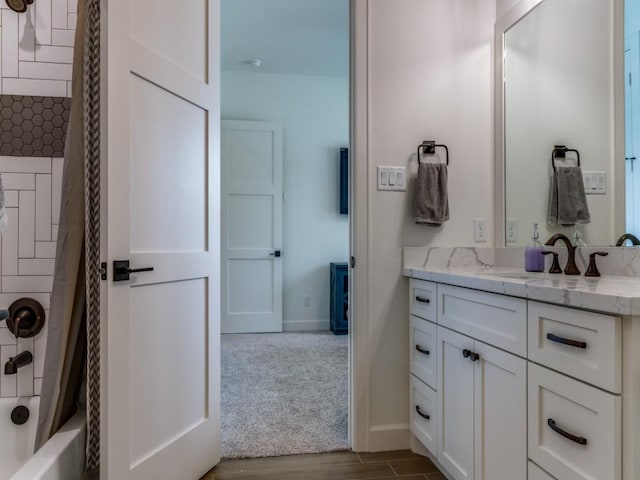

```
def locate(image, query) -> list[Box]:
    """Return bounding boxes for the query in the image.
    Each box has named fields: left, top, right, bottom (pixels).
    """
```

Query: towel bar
left=551, top=145, right=580, bottom=168
left=417, top=140, right=449, bottom=166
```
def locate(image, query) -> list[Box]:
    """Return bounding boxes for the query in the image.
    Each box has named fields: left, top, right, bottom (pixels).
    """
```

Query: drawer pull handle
left=415, top=345, right=430, bottom=356
left=415, top=296, right=431, bottom=304
left=546, top=333, right=587, bottom=349
left=462, top=349, right=480, bottom=362
left=415, top=405, right=430, bottom=420
left=547, top=419, right=588, bottom=446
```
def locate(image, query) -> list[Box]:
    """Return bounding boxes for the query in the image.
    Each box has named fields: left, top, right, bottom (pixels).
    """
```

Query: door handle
left=269, top=250, right=282, bottom=258
left=113, top=260, right=154, bottom=282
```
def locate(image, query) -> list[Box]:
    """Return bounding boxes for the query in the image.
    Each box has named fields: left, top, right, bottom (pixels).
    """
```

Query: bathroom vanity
left=404, top=259, right=640, bottom=480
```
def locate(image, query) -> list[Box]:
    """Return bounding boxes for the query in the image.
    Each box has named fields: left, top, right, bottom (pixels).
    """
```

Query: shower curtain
left=35, top=0, right=101, bottom=473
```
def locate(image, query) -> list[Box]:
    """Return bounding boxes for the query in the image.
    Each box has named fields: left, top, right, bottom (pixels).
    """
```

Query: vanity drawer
left=410, top=374, right=437, bottom=456
left=528, top=363, right=621, bottom=480
left=409, top=279, right=437, bottom=321
left=528, top=301, right=621, bottom=393
left=410, top=316, right=436, bottom=388
left=528, top=462, right=556, bottom=480
left=437, top=284, right=526, bottom=356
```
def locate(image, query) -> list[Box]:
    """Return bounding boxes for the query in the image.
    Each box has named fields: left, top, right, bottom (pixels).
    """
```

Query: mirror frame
left=493, top=0, right=626, bottom=246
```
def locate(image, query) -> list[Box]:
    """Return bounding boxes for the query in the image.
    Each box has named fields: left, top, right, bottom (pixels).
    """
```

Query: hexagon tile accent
left=0, top=95, right=71, bottom=157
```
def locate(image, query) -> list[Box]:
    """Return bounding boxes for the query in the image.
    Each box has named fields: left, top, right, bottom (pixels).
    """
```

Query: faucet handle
left=541, top=251, right=562, bottom=274
left=585, top=251, right=608, bottom=277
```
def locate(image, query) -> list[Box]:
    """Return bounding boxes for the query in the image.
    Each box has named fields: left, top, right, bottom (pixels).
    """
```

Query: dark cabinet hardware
left=547, top=418, right=587, bottom=445
left=415, top=296, right=431, bottom=304
left=415, top=405, right=430, bottom=420
left=585, top=251, right=608, bottom=277
left=269, top=250, right=282, bottom=257
left=546, top=333, right=587, bottom=349
left=462, top=349, right=480, bottom=362
left=113, top=260, right=154, bottom=282
left=415, top=345, right=430, bottom=356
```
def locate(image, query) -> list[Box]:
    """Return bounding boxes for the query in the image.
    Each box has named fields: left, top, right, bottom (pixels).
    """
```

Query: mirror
left=495, top=0, right=626, bottom=246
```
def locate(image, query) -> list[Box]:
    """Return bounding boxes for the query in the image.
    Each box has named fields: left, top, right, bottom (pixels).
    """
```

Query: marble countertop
left=403, top=266, right=640, bottom=316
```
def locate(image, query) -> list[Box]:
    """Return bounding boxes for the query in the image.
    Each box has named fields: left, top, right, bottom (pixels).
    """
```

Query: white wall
left=222, top=71, right=349, bottom=331
left=364, top=0, right=495, bottom=447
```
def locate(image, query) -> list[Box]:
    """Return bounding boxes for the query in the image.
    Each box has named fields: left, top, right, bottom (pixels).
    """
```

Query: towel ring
left=551, top=145, right=580, bottom=168
left=417, top=141, right=449, bottom=165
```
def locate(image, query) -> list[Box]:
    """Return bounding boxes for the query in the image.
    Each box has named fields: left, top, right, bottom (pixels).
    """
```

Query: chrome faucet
left=615, top=233, right=640, bottom=246
left=4, top=351, right=32, bottom=375
left=544, top=234, right=580, bottom=275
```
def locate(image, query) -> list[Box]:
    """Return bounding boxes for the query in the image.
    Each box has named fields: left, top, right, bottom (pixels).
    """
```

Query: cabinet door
left=437, top=327, right=475, bottom=480
left=473, top=342, right=526, bottom=480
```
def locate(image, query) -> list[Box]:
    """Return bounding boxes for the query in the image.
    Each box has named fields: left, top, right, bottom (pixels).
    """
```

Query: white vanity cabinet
left=408, top=276, right=624, bottom=480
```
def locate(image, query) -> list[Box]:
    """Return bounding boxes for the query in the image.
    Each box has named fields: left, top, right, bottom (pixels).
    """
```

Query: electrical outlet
left=474, top=218, right=488, bottom=242
left=304, top=295, right=311, bottom=307
left=506, top=218, right=518, bottom=243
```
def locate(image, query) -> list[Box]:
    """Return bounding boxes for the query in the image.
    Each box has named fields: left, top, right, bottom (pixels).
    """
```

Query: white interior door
left=626, top=33, right=640, bottom=236
left=221, top=120, right=283, bottom=334
left=103, top=1, right=220, bottom=479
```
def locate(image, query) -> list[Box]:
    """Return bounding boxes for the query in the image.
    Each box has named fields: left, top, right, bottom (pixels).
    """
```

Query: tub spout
left=4, top=351, right=32, bottom=375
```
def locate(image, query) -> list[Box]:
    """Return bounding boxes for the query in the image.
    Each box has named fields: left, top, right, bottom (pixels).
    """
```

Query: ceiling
left=221, top=0, right=349, bottom=78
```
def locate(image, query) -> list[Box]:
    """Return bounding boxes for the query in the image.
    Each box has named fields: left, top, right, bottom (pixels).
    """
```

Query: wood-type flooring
left=200, top=450, right=447, bottom=480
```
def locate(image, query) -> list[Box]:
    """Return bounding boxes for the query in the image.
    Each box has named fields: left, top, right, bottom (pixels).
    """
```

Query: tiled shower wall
left=0, top=0, right=75, bottom=399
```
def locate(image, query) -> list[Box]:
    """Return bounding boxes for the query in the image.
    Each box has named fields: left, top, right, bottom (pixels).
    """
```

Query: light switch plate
left=582, top=171, right=606, bottom=194
left=377, top=166, right=407, bottom=191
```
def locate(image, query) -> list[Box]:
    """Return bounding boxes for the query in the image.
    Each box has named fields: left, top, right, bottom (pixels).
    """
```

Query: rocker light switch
left=377, top=166, right=407, bottom=191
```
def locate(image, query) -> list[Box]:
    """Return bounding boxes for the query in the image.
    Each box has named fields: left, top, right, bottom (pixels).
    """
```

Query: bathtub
left=1, top=397, right=87, bottom=480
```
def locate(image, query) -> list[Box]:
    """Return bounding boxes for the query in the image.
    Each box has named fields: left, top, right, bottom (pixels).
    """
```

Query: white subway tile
left=35, top=174, right=52, bottom=241
left=19, top=60, right=72, bottom=81
left=16, top=337, right=33, bottom=397
left=34, top=0, right=52, bottom=46
left=35, top=44, right=72, bottom=63
left=67, top=13, right=76, bottom=30
left=0, top=156, right=52, bottom=174
left=67, top=0, right=77, bottom=14
left=1, top=10, right=19, bottom=77
left=51, top=0, right=67, bottom=30
left=34, top=378, right=42, bottom=396
left=51, top=224, right=58, bottom=238
left=51, top=157, right=63, bottom=224
left=0, top=293, right=50, bottom=310
left=2, top=207, right=18, bottom=275
left=3, top=173, right=35, bottom=190
left=66, top=80, right=72, bottom=97
left=17, top=11, right=34, bottom=61
left=51, top=28, right=74, bottom=47
left=0, top=345, right=17, bottom=397
left=19, top=258, right=54, bottom=276
left=35, top=241, right=56, bottom=258
left=33, top=322, right=46, bottom=378
left=0, top=327, right=15, bottom=346
left=18, top=190, right=35, bottom=258
left=4, top=191, right=18, bottom=208
left=2, top=77, right=67, bottom=97
left=2, top=276, right=53, bottom=293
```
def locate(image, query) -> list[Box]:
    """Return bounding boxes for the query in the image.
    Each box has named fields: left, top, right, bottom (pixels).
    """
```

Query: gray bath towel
left=547, top=166, right=590, bottom=225
left=415, top=162, right=449, bottom=226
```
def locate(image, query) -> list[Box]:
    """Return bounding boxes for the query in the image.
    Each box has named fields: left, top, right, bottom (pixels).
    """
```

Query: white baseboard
left=283, top=319, right=330, bottom=332
left=367, top=424, right=410, bottom=451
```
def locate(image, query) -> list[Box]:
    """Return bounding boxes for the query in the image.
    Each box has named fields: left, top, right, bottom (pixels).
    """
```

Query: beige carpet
left=221, top=332, right=349, bottom=459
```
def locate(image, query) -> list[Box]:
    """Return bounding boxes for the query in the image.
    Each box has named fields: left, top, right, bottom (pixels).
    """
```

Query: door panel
left=105, top=0, right=220, bottom=479
left=129, top=279, right=208, bottom=467
left=221, top=120, right=283, bottom=333
left=437, top=326, right=475, bottom=480
left=130, top=76, right=207, bottom=253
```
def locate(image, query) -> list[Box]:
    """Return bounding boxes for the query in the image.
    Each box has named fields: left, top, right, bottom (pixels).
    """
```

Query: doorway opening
left=219, top=0, right=351, bottom=459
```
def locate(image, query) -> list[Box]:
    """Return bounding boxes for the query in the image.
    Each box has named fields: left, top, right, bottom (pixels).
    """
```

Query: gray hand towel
left=547, top=166, right=590, bottom=226
left=415, top=162, right=449, bottom=226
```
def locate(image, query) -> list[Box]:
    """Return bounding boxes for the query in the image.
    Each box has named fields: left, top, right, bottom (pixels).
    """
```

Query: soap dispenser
left=525, top=223, right=545, bottom=272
